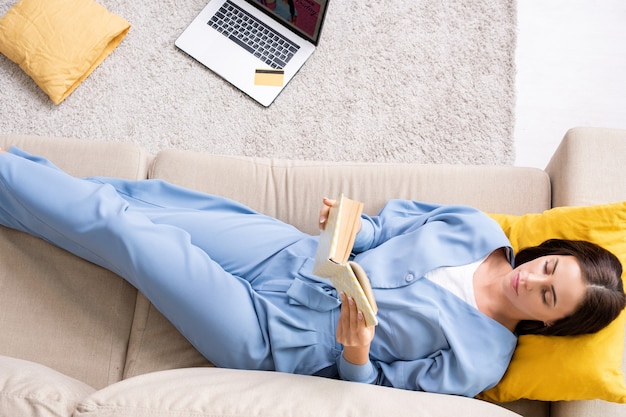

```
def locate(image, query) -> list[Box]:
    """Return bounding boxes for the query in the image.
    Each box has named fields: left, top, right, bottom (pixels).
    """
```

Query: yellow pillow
left=0, top=0, right=130, bottom=104
left=478, top=201, right=626, bottom=403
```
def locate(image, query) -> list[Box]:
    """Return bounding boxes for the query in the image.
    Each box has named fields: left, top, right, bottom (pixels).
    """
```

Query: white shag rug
left=0, top=0, right=516, bottom=164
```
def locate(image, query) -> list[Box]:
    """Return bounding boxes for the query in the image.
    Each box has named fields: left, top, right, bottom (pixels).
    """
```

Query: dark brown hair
left=514, top=239, right=625, bottom=336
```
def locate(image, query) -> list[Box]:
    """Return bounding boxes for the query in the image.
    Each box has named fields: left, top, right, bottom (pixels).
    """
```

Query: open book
left=313, top=195, right=378, bottom=327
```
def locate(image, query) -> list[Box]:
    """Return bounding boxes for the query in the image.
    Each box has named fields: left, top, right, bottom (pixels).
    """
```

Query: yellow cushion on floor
left=0, top=0, right=130, bottom=104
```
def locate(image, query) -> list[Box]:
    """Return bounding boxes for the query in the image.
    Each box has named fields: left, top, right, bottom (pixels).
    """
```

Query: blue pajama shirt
left=0, top=148, right=517, bottom=397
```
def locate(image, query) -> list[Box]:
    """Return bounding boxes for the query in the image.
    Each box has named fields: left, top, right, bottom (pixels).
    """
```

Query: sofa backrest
left=150, top=150, right=551, bottom=235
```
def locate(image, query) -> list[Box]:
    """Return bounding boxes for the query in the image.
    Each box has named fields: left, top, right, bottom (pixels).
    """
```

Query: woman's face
left=504, top=255, right=587, bottom=325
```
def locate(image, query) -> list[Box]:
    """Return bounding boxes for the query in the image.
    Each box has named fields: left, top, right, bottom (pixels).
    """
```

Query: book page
left=314, top=261, right=378, bottom=327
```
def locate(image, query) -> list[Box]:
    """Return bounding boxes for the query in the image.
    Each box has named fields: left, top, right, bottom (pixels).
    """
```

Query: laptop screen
left=246, top=0, right=330, bottom=45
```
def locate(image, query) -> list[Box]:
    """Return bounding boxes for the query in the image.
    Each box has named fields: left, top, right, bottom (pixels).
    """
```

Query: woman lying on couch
left=0, top=147, right=624, bottom=397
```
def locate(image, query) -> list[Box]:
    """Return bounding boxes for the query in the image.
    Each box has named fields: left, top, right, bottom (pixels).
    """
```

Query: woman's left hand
left=318, top=197, right=336, bottom=230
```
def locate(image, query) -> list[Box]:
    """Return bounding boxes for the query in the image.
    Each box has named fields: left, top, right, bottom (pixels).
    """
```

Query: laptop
left=176, top=0, right=330, bottom=107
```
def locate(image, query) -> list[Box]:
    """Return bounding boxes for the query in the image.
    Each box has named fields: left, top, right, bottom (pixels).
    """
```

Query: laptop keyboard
left=208, top=0, right=300, bottom=69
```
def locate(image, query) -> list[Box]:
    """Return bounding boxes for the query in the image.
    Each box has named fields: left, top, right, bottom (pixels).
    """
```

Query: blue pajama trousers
left=0, top=148, right=342, bottom=375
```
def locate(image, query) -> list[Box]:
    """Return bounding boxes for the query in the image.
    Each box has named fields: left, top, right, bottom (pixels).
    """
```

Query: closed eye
left=543, top=259, right=558, bottom=307
left=551, top=259, right=558, bottom=306
left=543, top=286, right=557, bottom=307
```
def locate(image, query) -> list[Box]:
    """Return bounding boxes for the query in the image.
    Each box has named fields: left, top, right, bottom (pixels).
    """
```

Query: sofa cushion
left=123, top=293, right=213, bottom=379
left=0, top=136, right=149, bottom=389
left=75, top=368, right=521, bottom=417
left=480, top=201, right=626, bottom=403
left=0, top=356, right=95, bottom=417
left=0, top=229, right=138, bottom=389
left=122, top=150, right=550, bottom=377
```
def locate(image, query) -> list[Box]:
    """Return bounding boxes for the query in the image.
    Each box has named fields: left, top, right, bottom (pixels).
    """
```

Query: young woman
left=0, top=147, right=623, bottom=397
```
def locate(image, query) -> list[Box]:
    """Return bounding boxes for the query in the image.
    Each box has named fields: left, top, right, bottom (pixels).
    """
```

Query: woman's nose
left=523, top=272, right=548, bottom=290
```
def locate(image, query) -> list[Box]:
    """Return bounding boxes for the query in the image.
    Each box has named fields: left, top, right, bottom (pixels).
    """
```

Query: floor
left=513, top=0, right=626, bottom=168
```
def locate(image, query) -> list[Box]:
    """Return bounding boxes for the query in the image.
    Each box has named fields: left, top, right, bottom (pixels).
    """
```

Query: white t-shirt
left=424, top=256, right=487, bottom=309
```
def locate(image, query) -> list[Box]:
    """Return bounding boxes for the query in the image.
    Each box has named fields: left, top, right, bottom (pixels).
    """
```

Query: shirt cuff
left=352, top=216, right=373, bottom=253
left=337, top=353, right=377, bottom=383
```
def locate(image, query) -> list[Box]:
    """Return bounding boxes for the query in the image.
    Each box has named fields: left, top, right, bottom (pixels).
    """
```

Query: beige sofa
left=0, top=127, right=625, bottom=417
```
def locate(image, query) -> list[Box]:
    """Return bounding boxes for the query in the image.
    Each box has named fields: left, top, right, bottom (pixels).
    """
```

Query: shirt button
left=405, top=273, right=414, bottom=282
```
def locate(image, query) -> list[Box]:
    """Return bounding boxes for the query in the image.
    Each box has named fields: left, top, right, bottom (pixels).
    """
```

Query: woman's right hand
left=336, top=293, right=375, bottom=365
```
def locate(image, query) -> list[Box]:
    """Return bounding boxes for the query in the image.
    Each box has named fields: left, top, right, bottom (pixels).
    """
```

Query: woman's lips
left=512, top=272, right=520, bottom=295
